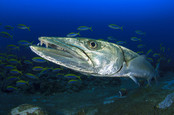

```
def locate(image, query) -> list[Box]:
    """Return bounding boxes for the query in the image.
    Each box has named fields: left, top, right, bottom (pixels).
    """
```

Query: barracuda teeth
left=58, top=47, right=64, bottom=51
left=45, top=42, right=48, bottom=48
left=40, top=41, right=43, bottom=46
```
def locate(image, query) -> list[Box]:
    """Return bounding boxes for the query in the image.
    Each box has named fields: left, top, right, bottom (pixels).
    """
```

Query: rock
left=157, top=92, right=174, bottom=109
left=9, top=104, right=47, bottom=115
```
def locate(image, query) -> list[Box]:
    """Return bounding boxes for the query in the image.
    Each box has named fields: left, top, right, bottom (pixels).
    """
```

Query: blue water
left=0, top=0, right=174, bottom=114
left=1, top=0, right=174, bottom=49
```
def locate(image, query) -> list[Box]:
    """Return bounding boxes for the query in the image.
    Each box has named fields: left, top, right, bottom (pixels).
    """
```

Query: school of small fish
left=0, top=22, right=172, bottom=93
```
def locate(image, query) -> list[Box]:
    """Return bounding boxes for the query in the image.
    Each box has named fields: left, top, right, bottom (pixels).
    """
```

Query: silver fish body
left=30, top=37, right=158, bottom=85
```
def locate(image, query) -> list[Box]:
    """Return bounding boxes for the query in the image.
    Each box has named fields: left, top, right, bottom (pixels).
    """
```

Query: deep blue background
left=0, top=0, right=174, bottom=64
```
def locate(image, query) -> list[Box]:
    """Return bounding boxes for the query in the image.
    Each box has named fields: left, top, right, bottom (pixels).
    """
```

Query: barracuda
left=30, top=37, right=159, bottom=85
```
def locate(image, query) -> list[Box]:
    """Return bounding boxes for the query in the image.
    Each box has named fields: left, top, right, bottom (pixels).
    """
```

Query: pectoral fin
left=129, top=75, right=140, bottom=86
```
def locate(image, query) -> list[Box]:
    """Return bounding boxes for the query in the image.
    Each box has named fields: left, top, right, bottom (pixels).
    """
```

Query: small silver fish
left=108, top=24, right=123, bottom=31
left=130, top=37, right=141, bottom=41
left=77, top=26, right=92, bottom=31
left=67, top=32, right=80, bottom=37
left=17, top=24, right=30, bottom=31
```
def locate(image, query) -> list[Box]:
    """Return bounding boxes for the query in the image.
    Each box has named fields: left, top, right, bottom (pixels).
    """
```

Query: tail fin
left=27, top=26, right=31, bottom=31
left=77, top=32, right=80, bottom=36
left=90, top=27, right=93, bottom=31
left=120, top=26, right=123, bottom=31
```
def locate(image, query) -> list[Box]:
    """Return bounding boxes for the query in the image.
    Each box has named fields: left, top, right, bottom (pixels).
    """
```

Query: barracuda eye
left=88, top=41, right=97, bottom=49
left=85, top=40, right=101, bottom=50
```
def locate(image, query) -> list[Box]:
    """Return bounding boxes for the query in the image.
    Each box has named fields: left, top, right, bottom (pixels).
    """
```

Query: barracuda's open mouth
left=30, top=37, right=94, bottom=73
left=38, top=38, right=79, bottom=59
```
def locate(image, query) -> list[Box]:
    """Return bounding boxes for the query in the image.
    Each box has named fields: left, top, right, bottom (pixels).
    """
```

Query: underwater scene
left=0, top=0, right=174, bottom=114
